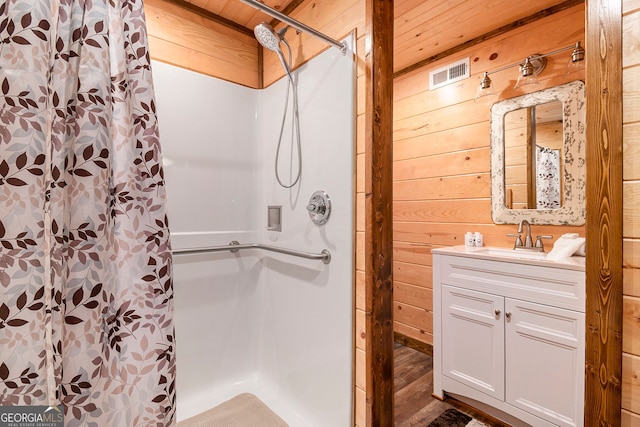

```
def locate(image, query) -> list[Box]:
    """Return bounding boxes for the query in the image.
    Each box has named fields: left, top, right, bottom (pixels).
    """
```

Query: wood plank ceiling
left=183, top=0, right=297, bottom=29
left=181, top=0, right=569, bottom=73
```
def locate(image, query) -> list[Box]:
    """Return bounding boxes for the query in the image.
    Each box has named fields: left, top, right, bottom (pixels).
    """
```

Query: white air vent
left=429, top=58, right=470, bottom=90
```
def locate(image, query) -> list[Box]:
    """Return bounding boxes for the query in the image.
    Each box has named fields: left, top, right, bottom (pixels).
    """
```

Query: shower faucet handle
left=307, top=190, right=331, bottom=225
left=306, top=200, right=324, bottom=214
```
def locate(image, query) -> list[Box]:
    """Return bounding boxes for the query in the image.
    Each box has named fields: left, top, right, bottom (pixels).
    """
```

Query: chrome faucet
left=518, top=219, right=533, bottom=248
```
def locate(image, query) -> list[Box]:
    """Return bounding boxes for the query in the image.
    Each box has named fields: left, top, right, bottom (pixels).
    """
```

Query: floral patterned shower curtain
left=0, top=0, right=175, bottom=425
left=536, top=146, right=561, bottom=209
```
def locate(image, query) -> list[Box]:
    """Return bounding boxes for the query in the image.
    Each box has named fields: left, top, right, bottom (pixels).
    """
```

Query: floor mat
left=178, top=393, right=288, bottom=427
left=427, top=408, right=472, bottom=427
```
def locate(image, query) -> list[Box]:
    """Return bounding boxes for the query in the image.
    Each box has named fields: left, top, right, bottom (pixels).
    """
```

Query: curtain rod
left=239, top=0, right=347, bottom=54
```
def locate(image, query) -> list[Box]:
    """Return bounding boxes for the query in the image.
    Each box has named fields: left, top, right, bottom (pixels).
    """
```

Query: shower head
left=254, top=22, right=293, bottom=81
left=254, top=22, right=282, bottom=52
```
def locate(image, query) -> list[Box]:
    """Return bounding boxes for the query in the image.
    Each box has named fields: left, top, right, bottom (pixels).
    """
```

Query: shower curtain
left=536, top=146, right=561, bottom=209
left=0, top=1, right=175, bottom=425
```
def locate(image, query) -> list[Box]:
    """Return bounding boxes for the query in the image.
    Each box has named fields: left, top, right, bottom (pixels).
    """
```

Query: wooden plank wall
left=504, top=108, right=532, bottom=209
left=392, top=5, right=586, bottom=346
left=260, top=0, right=365, bottom=87
left=144, top=0, right=260, bottom=88
left=622, top=0, right=640, bottom=425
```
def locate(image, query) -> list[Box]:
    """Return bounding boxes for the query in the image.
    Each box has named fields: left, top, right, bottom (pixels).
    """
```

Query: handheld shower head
left=253, top=23, right=301, bottom=188
left=254, top=22, right=293, bottom=81
left=254, top=22, right=282, bottom=52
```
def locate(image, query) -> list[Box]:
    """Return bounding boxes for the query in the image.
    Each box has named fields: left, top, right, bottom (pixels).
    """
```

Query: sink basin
left=474, top=247, right=548, bottom=260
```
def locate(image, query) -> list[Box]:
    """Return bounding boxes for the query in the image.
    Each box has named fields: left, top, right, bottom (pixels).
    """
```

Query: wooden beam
left=158, top=0, right=254, bottom=36
left=526, top=108, right=536, bottom=209
left=585, top=0, right=623, bottom=425
left=393, top=0, right=584, bottom=78
left=266, top=0, right=306, bottom=31
left=365, top=0, right=394, bottom=425
left=274, top=0, right=306, bottom=22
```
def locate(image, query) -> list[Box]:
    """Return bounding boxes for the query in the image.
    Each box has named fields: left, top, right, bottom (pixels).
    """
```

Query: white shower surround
left=153, top=35, right=355, bottom=427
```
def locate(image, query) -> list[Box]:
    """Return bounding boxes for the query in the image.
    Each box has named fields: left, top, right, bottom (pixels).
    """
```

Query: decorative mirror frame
left=490, top=80, right=586, bottom=225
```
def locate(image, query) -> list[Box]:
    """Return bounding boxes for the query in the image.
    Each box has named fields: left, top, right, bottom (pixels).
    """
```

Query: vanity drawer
left=439, top=254, right=585, bottom=312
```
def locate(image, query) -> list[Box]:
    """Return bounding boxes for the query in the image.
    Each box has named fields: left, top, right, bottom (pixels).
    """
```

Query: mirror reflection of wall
left=504, top=100, right=563, bottom=210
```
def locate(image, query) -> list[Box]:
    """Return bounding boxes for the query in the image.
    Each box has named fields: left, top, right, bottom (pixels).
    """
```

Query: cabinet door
left=505, top=298, right=585, bottom=427
left=442, top=285, right=504, bottom=400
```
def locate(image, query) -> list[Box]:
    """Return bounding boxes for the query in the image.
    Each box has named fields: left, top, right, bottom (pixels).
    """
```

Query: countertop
left=432, top=245, right=586, bottom=272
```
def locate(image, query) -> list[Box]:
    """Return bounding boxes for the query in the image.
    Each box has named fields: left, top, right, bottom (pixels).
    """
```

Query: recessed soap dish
left=267, top=205, right=281, bottom=231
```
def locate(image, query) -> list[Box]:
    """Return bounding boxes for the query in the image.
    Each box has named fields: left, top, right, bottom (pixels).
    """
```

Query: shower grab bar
left=172, top=240, right=331, bottom=264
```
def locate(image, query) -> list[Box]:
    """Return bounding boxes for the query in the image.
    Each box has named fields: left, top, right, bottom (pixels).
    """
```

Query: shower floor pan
left=177, top=393, right=288, bottom=427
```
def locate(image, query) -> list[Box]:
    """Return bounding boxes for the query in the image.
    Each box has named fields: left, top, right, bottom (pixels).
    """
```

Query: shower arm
left=239, top=0, right=347, bottom=54
left=172, top=240, right=331, bottom=264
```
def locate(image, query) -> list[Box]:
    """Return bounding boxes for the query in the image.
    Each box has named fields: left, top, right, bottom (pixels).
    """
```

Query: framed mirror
left=490, top=80, right=586, bottom=225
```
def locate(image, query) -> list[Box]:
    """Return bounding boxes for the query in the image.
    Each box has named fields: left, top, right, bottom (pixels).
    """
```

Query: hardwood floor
left=394, top=342, right=454, bottom=426
left=394, top=342, right=503, bottom=427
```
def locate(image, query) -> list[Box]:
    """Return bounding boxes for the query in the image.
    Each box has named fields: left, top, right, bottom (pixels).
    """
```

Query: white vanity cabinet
left=433, top=247, right=585, bottom=427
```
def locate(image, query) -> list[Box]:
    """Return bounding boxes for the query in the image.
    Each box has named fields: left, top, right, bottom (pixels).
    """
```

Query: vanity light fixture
left=513, top=55, right=545, bottom=89
left=475, top=41, right=585, bottom=100
left=566, top=41, right=586, bottom=75
left=475, top=71, right=495, bottom=99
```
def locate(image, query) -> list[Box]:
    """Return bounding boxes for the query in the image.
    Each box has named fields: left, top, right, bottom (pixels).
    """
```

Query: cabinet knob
left=495, top=309, right=501, bottom=316
left=505, top=312, right=512, bottom=319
